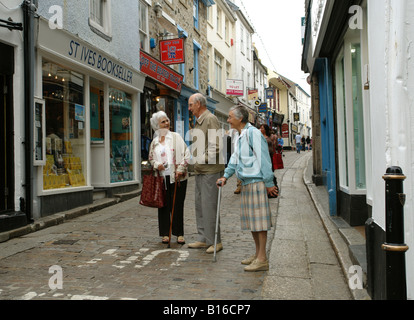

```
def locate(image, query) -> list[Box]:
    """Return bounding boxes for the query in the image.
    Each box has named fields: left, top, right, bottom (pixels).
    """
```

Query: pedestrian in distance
left=277, top=134, right=285, bottom=157
left=260, top=124, right=280, bottom=188
left=188, top=93, right=225, bottom=254
left=295, top=133, right=302, bottom=153
left=148, top=111, right=190, bottom=245
left=301, top=135, right=306, bottom=152
left=306, top=136, right=311, bottom=151
left=259, top=124, right=274, bottom=163
left=216, top=105, right=278, bottom=272
left=277, top=134, right=284, bottom=149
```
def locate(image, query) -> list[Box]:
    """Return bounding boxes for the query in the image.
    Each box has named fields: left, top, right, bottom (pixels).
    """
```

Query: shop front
left=35, top=19, right=145, bottom=217
left=139, top=51, right=184, bottom=176
left=0, top=41, right=28, bottom=231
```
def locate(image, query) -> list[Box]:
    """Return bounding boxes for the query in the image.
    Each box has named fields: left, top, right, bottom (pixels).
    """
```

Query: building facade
left=206, top=0, right=237, bottom=130
left=302, top=0, right=414, bottom=299
left=295, top=84, right=312, bottom=141
left=226, top=0, right=256, bottom=123
left=35, top=0, right=146, bottom=217
left=139, top=0, right=215, bottom=164
left=252, top=46, right=269, bottom=126
left=0, top=0, right=150, bottom=230
left=268, top=70, right=291, bottom=147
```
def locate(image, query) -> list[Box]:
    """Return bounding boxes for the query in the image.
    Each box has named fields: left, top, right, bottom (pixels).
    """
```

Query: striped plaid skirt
left=240, top=182, right=272, bottom=232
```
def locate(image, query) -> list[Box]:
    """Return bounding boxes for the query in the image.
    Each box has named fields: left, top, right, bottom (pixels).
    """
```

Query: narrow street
left=0, top=151, right=351, bottom=302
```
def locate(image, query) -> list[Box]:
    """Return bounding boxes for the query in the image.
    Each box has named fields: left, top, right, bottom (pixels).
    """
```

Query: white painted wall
left=231, top=0, right=254, bottom=105
left=37, top=0, right=141, bottom=71
left=206, top=0, right=236, bottom=94
left=367, top=0, right=414, bottom=299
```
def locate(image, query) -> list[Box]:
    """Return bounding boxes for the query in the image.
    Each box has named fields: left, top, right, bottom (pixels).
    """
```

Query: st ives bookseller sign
left=68, top=41, right=133, bottom=85
left=37, top=19, right=144, bottom=91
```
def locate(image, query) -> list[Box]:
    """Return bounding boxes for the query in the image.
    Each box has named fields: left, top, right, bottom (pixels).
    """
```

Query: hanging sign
left=248, top=89, right=258, bottom=101
left=282, top=123, right=289, bottom=138
left=140, top=51, right=183, bottom=93
left=226, top=79, right=244, bottom=96
left=266, top=88, right=275, bottom=100
left=160, top=38, right=185, bottom=65
left=258, top=103, right=267, bottom=113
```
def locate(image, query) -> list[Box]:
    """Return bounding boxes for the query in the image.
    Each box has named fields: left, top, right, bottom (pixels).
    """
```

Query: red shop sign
left=140, top=51, right=183, bottom=93
left=282, top=123, right=289, bottom=138
left=160, top=38, right=185, bottom=65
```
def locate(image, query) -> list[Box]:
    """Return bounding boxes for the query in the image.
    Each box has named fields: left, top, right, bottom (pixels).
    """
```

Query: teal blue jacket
left=224, top=123, right=275, bottom=188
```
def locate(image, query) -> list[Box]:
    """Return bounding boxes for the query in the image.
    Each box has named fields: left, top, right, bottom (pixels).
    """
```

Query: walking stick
left=168, top=180, right=178, bottom=248
left=214, top=181, right=223, bottom=262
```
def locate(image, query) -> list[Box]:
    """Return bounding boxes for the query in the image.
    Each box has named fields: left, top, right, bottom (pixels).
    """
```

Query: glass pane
left=351, top=43, right=366, bottom=189
left=336, top=56, right=349, bottom=188
left=110, top=88, right=134, bottom=183
left=90, top=78, right=104, bottom=141
left=42, top=61, right=86, bottom=190
left=139, top=1, right=147, bottom=32
left=91, top=0, right=103, bottom=26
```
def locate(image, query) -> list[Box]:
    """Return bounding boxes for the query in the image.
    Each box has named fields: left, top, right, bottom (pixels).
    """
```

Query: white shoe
left=188, top=241, right=208, bottom=249
left=206, top=243, right=223, bottom=254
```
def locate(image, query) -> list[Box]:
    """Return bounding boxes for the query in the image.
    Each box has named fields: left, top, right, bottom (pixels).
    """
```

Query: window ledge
left=89, top=18, right=112, bottom=42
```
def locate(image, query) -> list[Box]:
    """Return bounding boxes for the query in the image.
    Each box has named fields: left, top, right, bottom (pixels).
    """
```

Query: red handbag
left=273, top=152, right=284, bottom=170
left=139, top=172, right=166, bottom=208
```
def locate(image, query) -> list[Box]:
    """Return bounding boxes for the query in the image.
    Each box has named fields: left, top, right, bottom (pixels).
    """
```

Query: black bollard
left=382, top=167, right=409, bottom=300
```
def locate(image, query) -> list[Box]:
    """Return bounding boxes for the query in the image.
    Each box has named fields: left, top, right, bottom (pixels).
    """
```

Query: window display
left=110, top=87, right=134, bottom=183
left=42, top=61, right=86, bottom=190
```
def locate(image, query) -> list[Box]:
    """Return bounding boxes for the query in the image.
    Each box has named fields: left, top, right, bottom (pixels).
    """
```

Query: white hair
left=150, top=111, right=169, bottom=131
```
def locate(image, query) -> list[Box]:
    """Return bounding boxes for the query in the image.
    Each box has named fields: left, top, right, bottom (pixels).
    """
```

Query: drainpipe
left=22, top=0, right=37, bottom=223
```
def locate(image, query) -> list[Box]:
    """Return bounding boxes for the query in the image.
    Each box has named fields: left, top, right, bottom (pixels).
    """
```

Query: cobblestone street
left=0, top=151, right=350, bottom=302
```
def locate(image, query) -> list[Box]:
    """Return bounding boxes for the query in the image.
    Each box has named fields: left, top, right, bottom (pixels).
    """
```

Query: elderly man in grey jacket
left=188, top=93, right=225, bottom=254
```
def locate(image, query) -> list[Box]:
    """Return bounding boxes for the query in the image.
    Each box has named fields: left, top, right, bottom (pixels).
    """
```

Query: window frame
left=214, top=51, right=223, bottom=91
left=89, top=0, right=112, bottom=40
left=193, top=0, right=199, bottom=29
left=193, top=42, right=200, bottom=89
left=139, top=0, right=149, bottom=51
left=335, top=32, right=367, bottom=195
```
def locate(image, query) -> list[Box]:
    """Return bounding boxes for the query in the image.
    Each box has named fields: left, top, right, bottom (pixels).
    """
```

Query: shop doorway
left=0, top=73, right=14, bottom=213
left=90, top=78, right=105, bottom=186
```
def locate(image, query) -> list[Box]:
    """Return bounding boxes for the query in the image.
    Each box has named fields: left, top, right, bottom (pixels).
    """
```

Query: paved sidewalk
left=262, top=151, right=352, bottom=299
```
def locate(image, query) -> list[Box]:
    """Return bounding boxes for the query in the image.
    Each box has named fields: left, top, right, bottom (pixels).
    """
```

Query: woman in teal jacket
left=217, top=105, right=278, bottom=272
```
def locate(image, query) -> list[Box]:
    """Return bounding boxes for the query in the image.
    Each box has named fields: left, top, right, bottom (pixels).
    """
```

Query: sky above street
left=238, top=0, right=310, bottom=94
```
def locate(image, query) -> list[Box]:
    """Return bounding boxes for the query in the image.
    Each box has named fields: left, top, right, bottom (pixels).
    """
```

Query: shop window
left=335, top=35, right=366, bottom=193
left=42, top=61, right=87, bottom=190
left=351, top=43, right=366, bottom=190
left=109, top=88, right=133, bottom=183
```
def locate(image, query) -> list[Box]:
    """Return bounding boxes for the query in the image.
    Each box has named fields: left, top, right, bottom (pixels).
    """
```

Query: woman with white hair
left=148, top=111, right=190, bottom=244
left=216, top=105, right=278, bottom=272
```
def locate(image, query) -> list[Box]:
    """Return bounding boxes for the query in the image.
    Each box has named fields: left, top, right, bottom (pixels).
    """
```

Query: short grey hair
left=191, top=93, right=207, bottom=107
left=150, top=111, right=169, bottom=131
left=229, top=105, right=249, bottom=124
